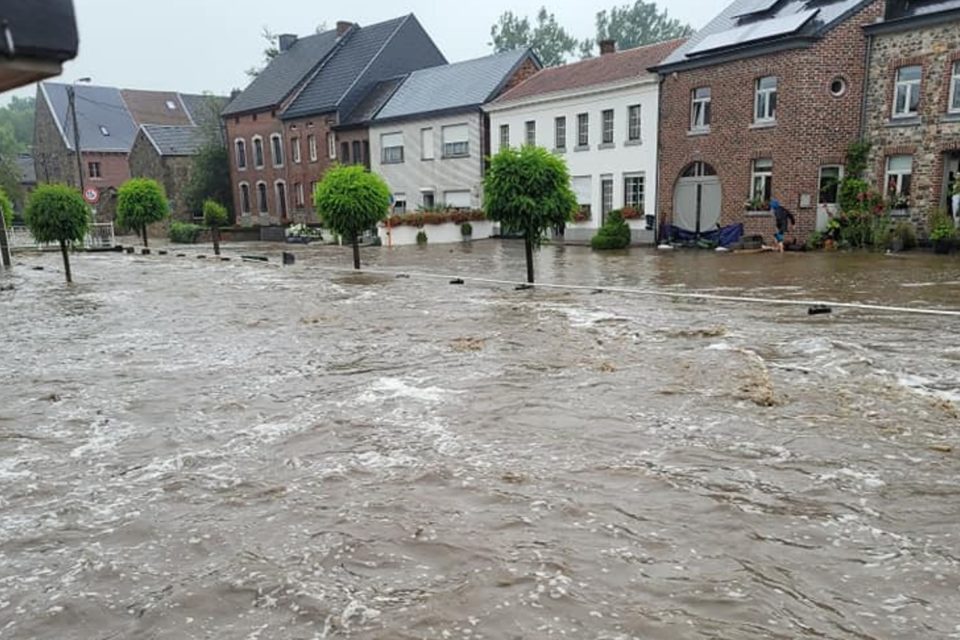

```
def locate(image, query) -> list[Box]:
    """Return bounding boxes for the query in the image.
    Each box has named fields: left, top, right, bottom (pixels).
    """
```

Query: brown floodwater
left=1, top=241, right=959, bottom=639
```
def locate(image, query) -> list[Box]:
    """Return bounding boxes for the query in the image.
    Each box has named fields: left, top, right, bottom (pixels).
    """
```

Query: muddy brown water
left=1, top=241, right=959, bottom=639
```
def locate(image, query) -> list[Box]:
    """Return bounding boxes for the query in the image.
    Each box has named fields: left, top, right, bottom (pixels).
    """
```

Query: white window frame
left=624, top=173, right=644, bottom=212
left=294, top=182, right=305, bottom=207
left=270, top=134, right=284, bottom=168
left=421, top=127, right=435, bottom=160
left=750, top=159, right=773, bottom=206
left=893, top=66, right=921, bottom=118
left=499, top=124, right=509, bottom=151
left=88, top=161, right=101, bottom=178
left=601, top=175, right=614, bottom=220
left=393, top=193, right=407, bottom=214
left=601, top=109, right=614, bottom=145
left=555, top=116, right=566, bottom=150
left=525, top=120, right=536, bottom=147
left=252, top=136, right=265, bottom=168
left=235, top=138, right=247, bottom=170
left=885, top=155, right=913, bottom=204
left=627, top=105, right=641, bottom=142
left=256, top=180, right=268, bottom=214
left=291, top=136, right=301, bottom=164
left=950, top=61, right=960, bottom=114
left=691, top=87, right=711, bottom=130
left=442, top=124, right=469, bottom=158
left=754, top=76, right=777, bottom=124
left=239, top=182, right=251, bottom=214
left=577, top=113, right=589, bottom=148
left=381, top=132, right=404, bottom=164
left=275, top=180, right=288, bottom=218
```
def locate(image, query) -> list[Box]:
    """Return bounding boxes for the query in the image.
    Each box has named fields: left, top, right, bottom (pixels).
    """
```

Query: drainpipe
left=654, top=74, right=666, bottom=245
left=858, top=30, right=873, bottom=142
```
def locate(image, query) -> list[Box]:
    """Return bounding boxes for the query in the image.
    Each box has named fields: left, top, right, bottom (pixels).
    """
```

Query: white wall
left=485, top=78, right=661, bottom=243
left=370, top=111, right=485, bottom=212
left=378, top=220, right=496, bottom=246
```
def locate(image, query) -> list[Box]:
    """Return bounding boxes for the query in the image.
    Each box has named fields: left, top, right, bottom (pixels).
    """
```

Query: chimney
left=599, top=39, right=616, bottom=55
left=336, top=21, right=354, bottom=36
left=278, top=34, right=297, bottom=52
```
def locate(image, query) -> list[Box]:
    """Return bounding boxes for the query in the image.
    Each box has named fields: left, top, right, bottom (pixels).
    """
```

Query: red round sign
left=83, top=187, right=100, bottom=204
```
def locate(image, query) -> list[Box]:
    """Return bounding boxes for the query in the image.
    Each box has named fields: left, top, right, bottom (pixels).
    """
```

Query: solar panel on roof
left=732, top=0, right=781, bottom=19
left=687, top=8, right=819, bottom=55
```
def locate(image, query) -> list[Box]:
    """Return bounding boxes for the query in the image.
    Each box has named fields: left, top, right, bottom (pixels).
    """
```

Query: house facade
left=368, top=49, right=540, bottom=229
left=222, top=15, right=446, bottom=226
left=486, top=39, right=683, bottom=244
left=128, top=126, right=208, bottom=224
left=654, top=0, right=884, bottom=245
left=863, top=0, right=960, bottom=231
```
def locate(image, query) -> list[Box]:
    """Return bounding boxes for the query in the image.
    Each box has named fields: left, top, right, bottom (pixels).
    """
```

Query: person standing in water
left=770, top=199, right=795, bottom=253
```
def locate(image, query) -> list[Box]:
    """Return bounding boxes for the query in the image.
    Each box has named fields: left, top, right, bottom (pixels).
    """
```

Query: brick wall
left=282, top=114, right=339, bottom=223
left=864, top=17, right=960, bottom=233
left=658, top=0, right=884, bottom=244
left=501, top=56, right=541, bottom=94
left=224, top=109, right=285, bottom=225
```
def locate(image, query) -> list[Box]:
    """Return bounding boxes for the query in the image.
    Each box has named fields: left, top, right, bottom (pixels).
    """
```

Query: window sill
left=745, top=210, right=772, bottom=217
left=623, top=139, right=643, bottom=147
left=598, top=142, right=616, bottom=150
left=237, top=167, right=248, bottom=171
left=553, top=147, right=567, bottom=154
left=574, top=145, right=590, bottom=152
left=749, top=121, right=776, bottom=130
left=890, top=207, right=912, bottom=218
left=944, top=112, right=960, bottom=123
left=381, top=160, right=404, bottom=165
left=441, top=154, right=470, bottom=160
left=887, top=116, right=922, bottom=127
left=421, top=157, right=435, bottom=162
left=687, top=127, right=710, bottom=137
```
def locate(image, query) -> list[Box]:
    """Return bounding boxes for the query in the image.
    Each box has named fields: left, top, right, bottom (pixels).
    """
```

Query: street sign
left=83, top=187, right=100, bottom=204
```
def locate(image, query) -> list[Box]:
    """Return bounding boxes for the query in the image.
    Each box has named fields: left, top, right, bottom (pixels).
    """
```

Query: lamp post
left=66, top=77, right=91, bottom=209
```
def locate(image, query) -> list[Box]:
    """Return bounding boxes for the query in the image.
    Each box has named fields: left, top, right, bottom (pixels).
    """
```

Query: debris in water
left=598, top=362, right=617, bottom=373
left=450, top=278, right=465, bottom=285
left=501, top=471, right=527, bottom=484
left=929, top=444, right=953, bottom=453
left=808, top=305, right=832, bottom=316
left=451, top=337, right=485, bottom=352
left=515, top=284, right=534, bottom=291
left=667, top=326, right=727, bottom=339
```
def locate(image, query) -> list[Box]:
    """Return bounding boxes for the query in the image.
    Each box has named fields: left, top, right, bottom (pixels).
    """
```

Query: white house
left=484, top=38, right=686, bottom=244
left=369, top=49, right=541, bottom=245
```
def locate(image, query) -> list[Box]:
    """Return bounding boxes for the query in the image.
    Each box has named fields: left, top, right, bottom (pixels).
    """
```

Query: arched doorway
left=674, top=162, right=721, bottom=236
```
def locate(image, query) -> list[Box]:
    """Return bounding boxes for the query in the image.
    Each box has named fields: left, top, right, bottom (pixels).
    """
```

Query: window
left=830, top=77, right=847, bottom=97
left=422, top=191, right=435, bottom=209
left=818, top=166, right=843, bottom=205
left=555, top=116, right=566, bottom=150
left=577, top=113, right=589, bottom=147
left=893, top=66, right=921, bottom=118
left=754, top=76, right=777, bottom=123
left=951, top=62, right=960, bottom=114
left=885, top=155, right=913, bottom=206
left=363, top=141, right=370, bottom=166
left=352, top=140, right=362, bottom=165
left=499, top=124, right=510, bottom=151
left=381, top=132, right=404, bottom=163
left=270, top=134, right=284, bottom=167
left=421, top=128, right=435, bottom=160
left=393, top=194, right=406, bottom=214
left=275, top=181, right=288, bottom=218
left=325, top=133, right=333, bottom=160
left=291, top=136, right=301, bottom=164
left=750, top=159, right=773, bottom=207
left=256, top=182, right=268, bottom=213
left=602, top=109, right=614, bottom=145
left=601, top=176, right=614, bottom=220
left=235, top=139, right=247, bottom=169
left=306, top=134, right=317, bottom=162
left=627, top=105, right=641, bottom=142
left=624, top=174, right=644, bottom=212
left=294, top=182, right=304, bottom=207
left=341, top=142, right=349, bottom=163
left=99, top=125, right=110, bottom=136
left=442, top=124, right=469, bottom=158
left=572, top=176, right=592, bottom=218
left=88, top=161, right=101, bottom=178
left=165, top=100, right=177, bottom=110
left=444, top=190, right=471, bottom=210
left=682, top=161, right=716, bottom=177
left=691, top=87, right=711, bottom=130
left=239, top=183, right=251, bottom=214
left=525, top=120, right=536, bottom=146
left=309, top=181, right=317, bottom=205
left=253, top=137, right=264, bottom=168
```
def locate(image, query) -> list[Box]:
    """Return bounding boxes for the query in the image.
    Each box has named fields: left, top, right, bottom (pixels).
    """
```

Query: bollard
left=114, top=245, right=124, bottom=252
left=808, top=305, right=832, bottom=316
left=220, top=257, right=231, bottom=262
left=449, top=278, right=464, bottom=285
left=158, top=250, right=168, bottom=256
left=141, top=248, right=151, bottom=255
left=515, top=284, right=534, bottom=291
left=176, top=253, right=186, bottom=258
left=197, top=255, right=206, bottom=259
left=282, top=252, right=295, bottom=265
left=125, top=247, right=135, bottom=254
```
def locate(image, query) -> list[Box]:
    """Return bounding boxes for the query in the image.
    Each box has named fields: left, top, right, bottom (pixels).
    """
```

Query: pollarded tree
left=314, top=165, right=391, bottom=270
left=484, top=145, right=577, bottom=284
left=203, top=199, right=229, bottom=256
left=116, top=178, right=168, bottom=248
left=25, top=184, right=90, bottom=283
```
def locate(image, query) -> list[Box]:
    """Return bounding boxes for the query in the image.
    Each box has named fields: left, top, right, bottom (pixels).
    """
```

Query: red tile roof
left=494, top=38, right=687, bottom=103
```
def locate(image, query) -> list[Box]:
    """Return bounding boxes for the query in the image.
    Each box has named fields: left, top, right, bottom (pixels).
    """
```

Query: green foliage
left=0, top=187, right=12, bottom=228
left=313, top=165, right=391, bottom=240
left=845, top=140, right=872, bottom=179
left=24, top=184, right=90, bottom=243
left=490, top=7, right=578, bottom=66
left=483, top=145, right=577, bottom=246
left=0, top=96, right=35, bottom=155
left=184, top=143, right=232, bottom=219
left=169, top=221, right=205, bottom=244
left=202, top=199, right=229, bottom=228
left=116, top=178, right=169, bottom=231
left=590, top=210, right=632, bottom=250
left=929, top=209, right=957, bottom=242
left=416, top=230, right=428, bottom=245
left=461, top=222, right=473, bottom=236
left=582, top=1, right=692, bottom=57
left=893, top=221, right=917, bottom=249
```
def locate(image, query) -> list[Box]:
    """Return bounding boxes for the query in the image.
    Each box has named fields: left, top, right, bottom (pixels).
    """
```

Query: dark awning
left=0, top=0, right=79, bottom=92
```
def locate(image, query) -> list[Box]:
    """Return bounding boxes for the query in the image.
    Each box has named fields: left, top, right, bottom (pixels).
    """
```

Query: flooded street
left=1, top=241, right=959, bottom=639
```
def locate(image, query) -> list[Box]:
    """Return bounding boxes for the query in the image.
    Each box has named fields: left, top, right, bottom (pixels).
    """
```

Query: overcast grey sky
left=8, top=0, right=728, bottom=103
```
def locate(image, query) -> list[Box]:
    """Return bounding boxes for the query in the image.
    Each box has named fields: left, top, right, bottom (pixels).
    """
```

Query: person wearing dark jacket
left=771, top=199, right=795, bottom=253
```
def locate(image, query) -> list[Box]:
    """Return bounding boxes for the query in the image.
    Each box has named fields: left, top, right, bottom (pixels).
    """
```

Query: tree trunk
left=0, top=219, right=10, bottom=268
left=524, top=233, right=535, bottom=284
left=213, top=226, right=221, bottom=256
left=352, top=233, right=361, bottom=270
left=142, top=224, right=149, bottom=248
left=59, top=239, right=72, bottom=283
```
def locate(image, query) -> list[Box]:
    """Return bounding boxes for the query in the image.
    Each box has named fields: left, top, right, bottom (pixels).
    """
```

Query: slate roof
left=374, top=49, right=536, bottom=121
left=179, top=93, right=228, bottom=128
left=141, top=125, right=207, bottom=156
left=492, top=41, right=682, bottom=105
left=221, top=28, right=342, bottom=116
left=656, top=0, right=872, bottom=70
left=342, top=77, right=405, bottom=126
left=42, top=82, right=139, bottom=152
left=282, top=16, right=411, bottom=119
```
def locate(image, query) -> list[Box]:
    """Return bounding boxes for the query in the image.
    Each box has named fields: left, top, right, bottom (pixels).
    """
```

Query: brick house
left=862, top=0, right=960, bottom=231
left=653, top=0, right=884, bottom=245
left=33, top=82, right=226, bottom=223
left=222, top=15, right=446, bottom=226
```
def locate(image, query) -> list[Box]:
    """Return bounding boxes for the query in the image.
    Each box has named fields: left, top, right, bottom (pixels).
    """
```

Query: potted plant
left=460, top=221, right=473, bottom=239
left=416, top=229, right=428, bottom=246
left=620, top=206, right=642, bottom=220
left=929, top=209, right=956, bottom=254
left=572, top=206, right=590, bottom=223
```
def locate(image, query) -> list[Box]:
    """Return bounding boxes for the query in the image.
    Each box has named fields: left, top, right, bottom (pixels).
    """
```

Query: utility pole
left=0, top=209, right=10, bottom=268
left=67, top=85, right=85, bottom=197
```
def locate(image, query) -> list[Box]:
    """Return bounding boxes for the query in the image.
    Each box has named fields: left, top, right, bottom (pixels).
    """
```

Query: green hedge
left=590, top=210, right=631, bottom=250
left=169, top=221, right=204, bottom=244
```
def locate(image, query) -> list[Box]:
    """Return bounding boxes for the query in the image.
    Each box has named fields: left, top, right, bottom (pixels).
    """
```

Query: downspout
left=654, top=74, right=666, bottom=245
left=858, top=28, right=873, bottom=142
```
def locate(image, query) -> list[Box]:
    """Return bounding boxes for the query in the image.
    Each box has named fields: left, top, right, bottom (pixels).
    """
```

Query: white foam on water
left=358, top=377, right=451, bottom=405
left=896, top=373, right=960, bottom=405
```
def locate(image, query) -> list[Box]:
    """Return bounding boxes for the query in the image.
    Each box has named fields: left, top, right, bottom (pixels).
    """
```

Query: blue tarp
left=663, top=223, right=744, bottom=248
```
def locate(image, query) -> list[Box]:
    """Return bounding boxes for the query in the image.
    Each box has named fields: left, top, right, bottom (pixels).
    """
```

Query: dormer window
left=99, top=125, right=110, bottom=136
left=165, top=100, right=177, bottom=110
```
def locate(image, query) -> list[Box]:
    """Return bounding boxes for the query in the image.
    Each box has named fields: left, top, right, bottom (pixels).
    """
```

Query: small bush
left=893, top=221, right=917, bottom=249
left=461, top=222, right=473, bottom=236
left=416, top=230, right=428, bottom=245
left=590, top=211, right=631, bottom=250
left=169, top=221, right=204, bottom=244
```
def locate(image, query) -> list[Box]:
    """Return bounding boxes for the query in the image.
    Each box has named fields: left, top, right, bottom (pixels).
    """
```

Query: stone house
left=653, top=0, right=884, bottom=245
left=221, top=15, right=447, bottom=226
left=128, top=126, right=207, bottom=224
left=486, top=39, right=683, bottom=245
left=368, top=49, right=541, bottom=222
left=862, top=0, right=960, bottom=232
